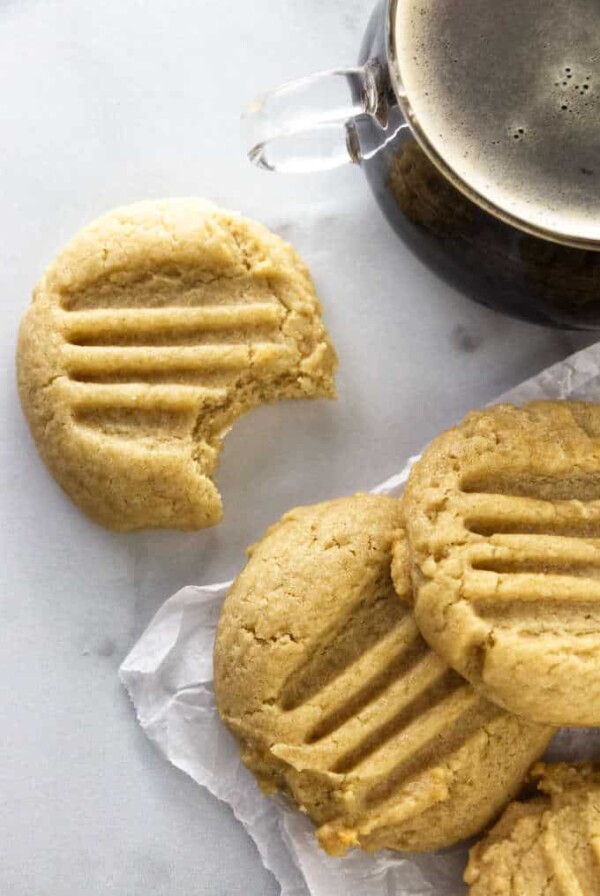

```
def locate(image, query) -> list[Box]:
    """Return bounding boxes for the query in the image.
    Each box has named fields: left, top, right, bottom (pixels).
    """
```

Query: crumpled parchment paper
left=120, top=341, right=600, bottom=896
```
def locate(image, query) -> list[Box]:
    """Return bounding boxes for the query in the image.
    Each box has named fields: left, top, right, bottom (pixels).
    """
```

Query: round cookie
left=17, top=199, right=337, bottom=530
left=214, top=493, right=553, bottom=856
left=465, top=763, right=600, bottom=895
left=401, top=401, right=600, bottom=726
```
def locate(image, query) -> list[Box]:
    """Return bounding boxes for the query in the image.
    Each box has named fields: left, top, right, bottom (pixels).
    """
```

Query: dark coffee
left=356, top=0, right=600, bottom=327
left=395, top=0, right=600, bottom=248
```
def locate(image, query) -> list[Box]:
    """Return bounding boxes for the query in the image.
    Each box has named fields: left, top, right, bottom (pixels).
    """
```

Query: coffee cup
left=246, top=0, right=600, bottom=329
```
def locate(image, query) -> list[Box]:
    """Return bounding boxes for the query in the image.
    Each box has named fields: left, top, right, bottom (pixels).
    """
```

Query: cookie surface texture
left=401, top=401, right=600, bottom=726
left=214, top=494, right=553, bottom=855
left=465, top=763, right=600, bottom=895
left=17, top=199, right=337, bottom=530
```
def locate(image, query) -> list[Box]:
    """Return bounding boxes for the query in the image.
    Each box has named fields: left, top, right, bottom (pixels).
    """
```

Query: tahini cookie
left=465, top=763, right=600, bottom=895
left=214, top=494, right=553, bottom=855
left=401, top=401, right=600, bottom=726
left=16, top=199, right=337, bottom=530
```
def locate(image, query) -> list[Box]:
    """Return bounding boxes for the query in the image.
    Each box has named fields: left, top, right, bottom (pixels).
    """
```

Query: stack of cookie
left=215, top=401, right=600, bottom=891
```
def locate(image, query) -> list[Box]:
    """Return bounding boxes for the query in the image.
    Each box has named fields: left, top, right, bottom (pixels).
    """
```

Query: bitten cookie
left=214, top=494, right=553, bottom=856
left=465, top=763, right=600, bottom=895
left=400, top=401, right=600, bottom=726
left=17, top=199, right=337, bottom=530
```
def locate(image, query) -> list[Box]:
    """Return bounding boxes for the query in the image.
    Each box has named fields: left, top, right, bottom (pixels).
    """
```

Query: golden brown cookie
left=214, top=494, right=553, bottom=856
left=401, top=401, right=600, bottom=726
left=17, top=199, right=337, bottom=530
left=465, top=763, right=600, bottom=895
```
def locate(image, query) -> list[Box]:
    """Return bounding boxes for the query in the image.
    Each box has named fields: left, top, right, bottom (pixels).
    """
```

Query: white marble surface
left=0, top=1, right=596, bottom=894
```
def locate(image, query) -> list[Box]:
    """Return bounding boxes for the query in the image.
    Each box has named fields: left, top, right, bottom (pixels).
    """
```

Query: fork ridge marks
left=401, top=401, right=600, bottom=726
left=465, top=763, right=600, bottom=896
left=214, top=495, right=553, bottom=856
left=17, top=199, right=337, bottom=530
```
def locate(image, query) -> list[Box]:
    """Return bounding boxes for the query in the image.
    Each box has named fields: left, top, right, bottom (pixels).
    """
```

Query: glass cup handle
left=243, top=62, right=385, bottom=173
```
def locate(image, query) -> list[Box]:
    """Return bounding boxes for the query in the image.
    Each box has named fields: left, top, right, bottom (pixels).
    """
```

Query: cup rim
left=385, top=0, right=600, bottom=251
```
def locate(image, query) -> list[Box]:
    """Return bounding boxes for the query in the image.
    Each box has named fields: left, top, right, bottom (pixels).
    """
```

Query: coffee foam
left=394, top=0, right=600, bottom=244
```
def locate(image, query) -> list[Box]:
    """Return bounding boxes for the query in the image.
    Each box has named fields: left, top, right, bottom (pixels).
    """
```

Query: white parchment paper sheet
left=120, top=341, right=600, bottom=896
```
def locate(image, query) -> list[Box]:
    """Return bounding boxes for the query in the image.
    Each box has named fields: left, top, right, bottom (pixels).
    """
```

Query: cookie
left=465, top=763, right=600, bottom=895
left=401, top=401, right=600, bottom=726
left=17, top=199, right=337, bottom=530
left=214, top=494, right=553, bottom=855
